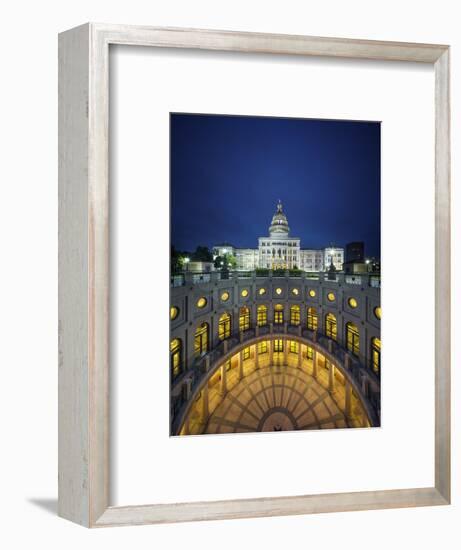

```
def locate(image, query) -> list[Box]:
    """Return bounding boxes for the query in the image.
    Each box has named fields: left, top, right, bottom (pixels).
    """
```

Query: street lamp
left=183, top=257, right=190, bottom=271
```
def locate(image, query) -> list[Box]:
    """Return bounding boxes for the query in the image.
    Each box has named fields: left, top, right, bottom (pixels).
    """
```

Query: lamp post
left=183, top=257, right=190, bottom=272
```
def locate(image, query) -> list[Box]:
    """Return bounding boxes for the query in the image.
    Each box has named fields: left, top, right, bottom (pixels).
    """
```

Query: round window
left=196, top=297, right=207, bottom=308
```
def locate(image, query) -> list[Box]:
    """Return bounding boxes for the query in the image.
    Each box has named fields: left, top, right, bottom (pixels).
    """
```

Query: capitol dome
left=269, top=200, right=290, bottom=237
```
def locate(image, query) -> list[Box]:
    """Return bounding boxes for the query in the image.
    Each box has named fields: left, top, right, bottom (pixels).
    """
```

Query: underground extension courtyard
left=170, top=270, right=381, bottom=436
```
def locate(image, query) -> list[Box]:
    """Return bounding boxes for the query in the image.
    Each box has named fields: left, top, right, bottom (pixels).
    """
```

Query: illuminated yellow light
left=196, top=297, right=207, bottom=308
left=309, top=289, right=316, bottom=298
left=221, top=291, right=229, bottom=302
left=327, top=292, right=335, bottom=302
left=374, top=306, right=382, bottom=320
left=258, top=288, right=266, bottom=295
left=170, top=306, right=179, bottom=320
left=275, top=287, right=282, bottom=295
left=348, top=297, right=358, bottom=308
left=292, top=288, right=299, bottom=295
left=241, top=289, right=249, bottom=297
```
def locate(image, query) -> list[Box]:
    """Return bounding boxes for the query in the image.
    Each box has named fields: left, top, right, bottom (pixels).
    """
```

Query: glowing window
left=196, top=297, right=207, bottom=308
left=371, top=337, right=381, bottom=374
left=258, top=288, right=266, bottom=296
left=275, top=287, right=283, bottom=295
left=221, top=291, right=229, bottom=302
left=307, top=307, right=318, bottom=331
left=258, top=341, right=268, bottom=354
left=170, top=338, right=182, bottom=379
left=290, top=341, right=299, bottom=354
left=290, top=305, right=300, bottom=326
left=325, top=313, right=337, bottom=341
left=348, top=297, right=358, bottom=309
left=243, top=347, right=250, bottom=360
left=374, top=306, right=382, bottom=320
left=274, top=304, right=284, bottom=325
left=292, top=288, right=299, bottom=296
left=170, top=306, right=179, bottom=320
left=218, top=313, right=231, bottom=341
left=239, top=306, right=250, bottom=332
left=327, top=292, right=335, bottom=302
left=241, top=289, right=249, bottom=297
left=309, top=289, right=316, bottom=298
left=346, top=322, right=360, bottom=357
left=194, top=323, right=209, bottom=357
left=257, top=305, right=268, bottom=327
left=274, top=339, right=283, bottom=352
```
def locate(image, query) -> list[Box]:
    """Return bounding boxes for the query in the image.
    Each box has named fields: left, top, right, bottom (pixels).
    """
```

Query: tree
left=214, top=253, right=237, bottom=271
left=192, top=246, right=213, bottom=262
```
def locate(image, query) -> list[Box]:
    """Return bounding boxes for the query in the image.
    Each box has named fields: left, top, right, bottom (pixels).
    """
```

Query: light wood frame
left=58, top=23, right=451, bottom=527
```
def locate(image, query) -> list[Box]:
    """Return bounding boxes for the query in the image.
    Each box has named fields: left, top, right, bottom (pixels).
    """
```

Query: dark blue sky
left=170, top=113, right=380, bottom=258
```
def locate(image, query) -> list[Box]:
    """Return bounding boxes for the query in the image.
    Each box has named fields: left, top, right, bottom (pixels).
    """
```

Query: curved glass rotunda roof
left=268, top=200, right=290, bottom=237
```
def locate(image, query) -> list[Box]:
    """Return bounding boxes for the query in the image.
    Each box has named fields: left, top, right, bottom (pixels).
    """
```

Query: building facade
left=213, top=200, right=344, bottom=272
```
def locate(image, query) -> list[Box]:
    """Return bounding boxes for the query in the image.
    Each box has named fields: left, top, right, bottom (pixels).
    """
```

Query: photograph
left=169, top=113, right=381, bottom=436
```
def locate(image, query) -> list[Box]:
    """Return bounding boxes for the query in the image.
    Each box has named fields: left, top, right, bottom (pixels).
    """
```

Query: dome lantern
left=268, top=200, right=290, bottom=237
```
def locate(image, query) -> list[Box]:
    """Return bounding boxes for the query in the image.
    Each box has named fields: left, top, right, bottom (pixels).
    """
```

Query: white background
left=1, top=1, right=459, bottom=549
left=113, top=47, right=434, bottom=505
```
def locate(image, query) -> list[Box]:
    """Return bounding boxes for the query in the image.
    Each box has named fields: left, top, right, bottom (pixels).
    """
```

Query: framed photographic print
left=58, top=24, right=450, bottom=527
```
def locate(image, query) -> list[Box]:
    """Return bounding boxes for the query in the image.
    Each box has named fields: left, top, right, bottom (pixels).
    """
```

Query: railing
left=171, top=322, right=381, bottom=433
left=171, top=269, right=381, bottom=288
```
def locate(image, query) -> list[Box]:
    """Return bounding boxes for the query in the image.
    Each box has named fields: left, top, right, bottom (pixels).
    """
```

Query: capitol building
left=213, top=200, right=344, bottom=272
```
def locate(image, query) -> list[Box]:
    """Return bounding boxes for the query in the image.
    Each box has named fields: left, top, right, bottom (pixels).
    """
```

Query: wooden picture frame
left=58, top=23, right=451, bottom=527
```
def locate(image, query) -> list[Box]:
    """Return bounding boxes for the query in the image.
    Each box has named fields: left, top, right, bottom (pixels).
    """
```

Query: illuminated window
left=292, top=288, right=299, bottom=296
left=194, top=323, right=209, bottom=357
left=348, top=297, right=358, bottom=308
left=371, top=337, right=381, bottom=374
left=307, top=346, right=314, bottom=360
left=346, top=322, right=360, bottom=356
left=275, top=287, right=282, bottom=295
left=239, top=306, right=250, bottom=332
left=290, top=305, right=300, bottom=326
left=257, top=305, right=268, bottom=326
left=307, top=307, right=318, bottom=331
left=258, top=341, right=268, bottom=354
left=243, top=347, right=250, bottom=360
left=218, top=312, right=231, bottom=341
left=309, top=289, right=316, bottom=298
left=241, top=289, right=249, bottom=298
left=374, top=306, right=382, bottom=320
left=196, top=297, right=207, bottom=308
left=274, top=304, right=284, bottom=325
left=290, top=341, right=299, bottom=354
left=327, top=292, right=335, bottom=302
left=325, top=313, right=337, bottom=341
left=274, top=339, right=283, bottom=352
left=221, top=291, right=229, bottom=302
left=170, top=306, right=179, bottom=320
left=258, top=287, right=266, bottom=296
left=224, top=359, right=231, bottom=371
left=170, top=338, right=182, bottom=379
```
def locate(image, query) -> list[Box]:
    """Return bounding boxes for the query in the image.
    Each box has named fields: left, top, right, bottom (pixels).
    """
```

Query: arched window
left=274, top=304, right=284, bottom=325
left=218, top=312, right=231, bottom=341
left=170, top=338, right=182, bottom=379
left=307, top=307, right=318, bottom=331
left=257, top=305, right=267, bottom=326
left=346, top=322, right=360, bottom=356
left=194, top=322, right=209, bottom=357
left=325, top=313, right=337, bottom=341
left=290, top=305, right=300, bottom=326
left=371, top=337, right=381, bottom=374
left=239, top=306, right=250, bottom=332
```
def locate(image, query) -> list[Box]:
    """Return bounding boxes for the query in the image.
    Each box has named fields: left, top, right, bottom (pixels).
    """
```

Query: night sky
left=170, top=113, right=381, bottom=258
